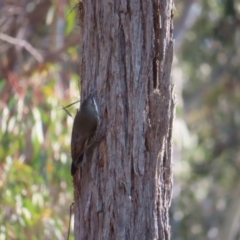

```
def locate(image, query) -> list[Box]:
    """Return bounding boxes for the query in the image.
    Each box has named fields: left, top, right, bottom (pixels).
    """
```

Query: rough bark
left=73, top=0, right=174, bottom=239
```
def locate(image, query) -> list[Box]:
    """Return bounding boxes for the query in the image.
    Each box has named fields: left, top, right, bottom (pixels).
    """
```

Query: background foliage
left=172, top=0, right=240, bottom=239
left=0, top=0, right=239, bottom=240
left=0, top=0, right=80, bottom=239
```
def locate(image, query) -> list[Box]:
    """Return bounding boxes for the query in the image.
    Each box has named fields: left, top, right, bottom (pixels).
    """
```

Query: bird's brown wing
left=71, top=131, right=85, bottom=162
left=70, top=131, right=86, bottom=176
left=84, top=122, right=98, bottom=148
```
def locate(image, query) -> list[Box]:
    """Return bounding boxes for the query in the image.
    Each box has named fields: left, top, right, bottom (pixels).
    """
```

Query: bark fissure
left=153, top=1, right=161, bottom=89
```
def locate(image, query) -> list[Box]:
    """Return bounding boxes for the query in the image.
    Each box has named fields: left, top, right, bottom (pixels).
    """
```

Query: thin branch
left=0, top=32, right=43, bottom=62
left=67, top=202, right=74, bottom=240
left=62, top=100, right=80, bottom=118
left=22, top=34, right=80, bottom=77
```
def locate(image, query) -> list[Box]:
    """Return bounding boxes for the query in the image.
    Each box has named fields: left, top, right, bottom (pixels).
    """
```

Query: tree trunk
left=73, top=0, right=174, bottom=239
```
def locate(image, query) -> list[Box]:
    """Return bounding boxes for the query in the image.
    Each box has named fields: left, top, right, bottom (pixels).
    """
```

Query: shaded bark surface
left=73, top=1, right=174, bottom=239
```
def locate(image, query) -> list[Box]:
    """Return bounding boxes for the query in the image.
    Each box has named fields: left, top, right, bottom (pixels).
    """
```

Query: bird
left=71, top=95, right=100, bottom=176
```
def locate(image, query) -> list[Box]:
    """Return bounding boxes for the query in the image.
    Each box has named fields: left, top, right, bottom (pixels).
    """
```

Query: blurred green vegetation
left=172, top=0, right=240, bottom=239
left=0, top=0, right=80, bottom=239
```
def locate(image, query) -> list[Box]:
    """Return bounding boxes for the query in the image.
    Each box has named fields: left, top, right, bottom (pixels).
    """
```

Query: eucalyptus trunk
left=73, top=1, right=174, bottom=239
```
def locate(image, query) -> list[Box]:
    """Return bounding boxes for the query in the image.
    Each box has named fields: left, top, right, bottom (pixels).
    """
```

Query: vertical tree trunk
left=73, top=0, right=174, bottom=239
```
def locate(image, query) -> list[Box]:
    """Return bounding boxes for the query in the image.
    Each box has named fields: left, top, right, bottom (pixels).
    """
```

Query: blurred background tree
left=0, top=0, right=239, bottom=240
left=172, top=0, right=240, bottom=240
